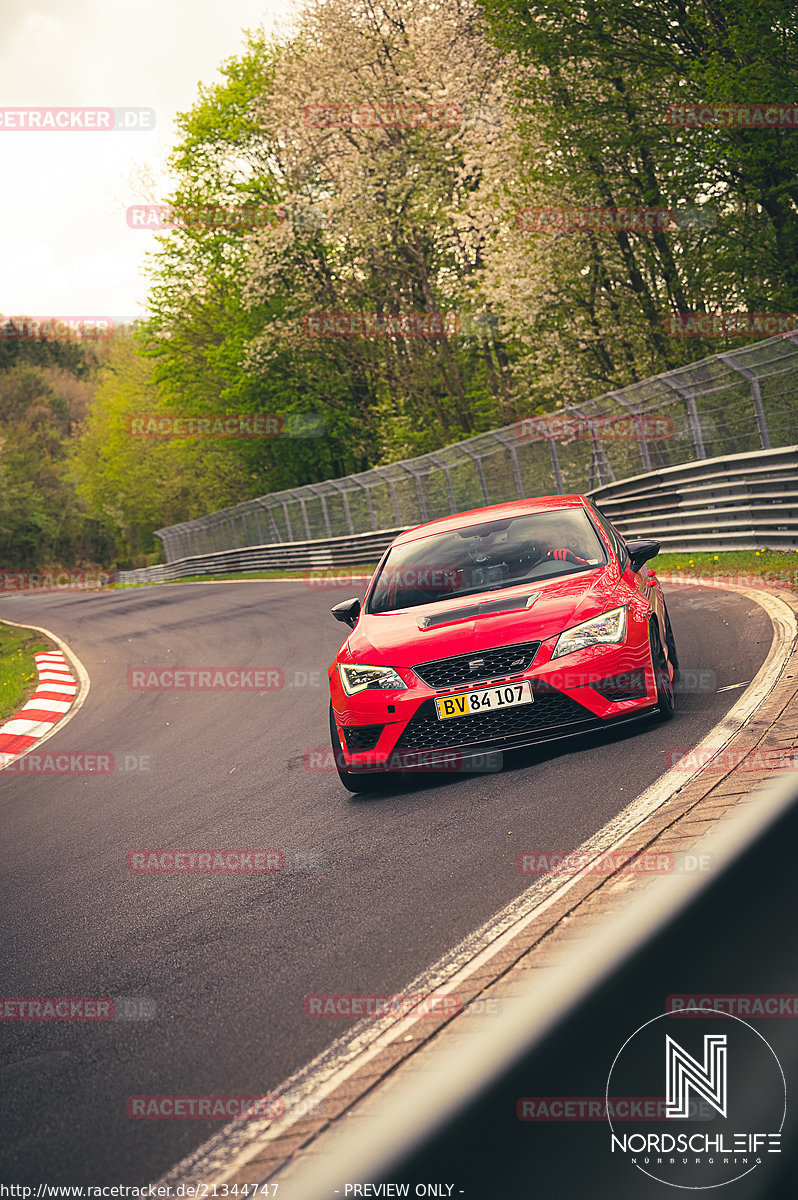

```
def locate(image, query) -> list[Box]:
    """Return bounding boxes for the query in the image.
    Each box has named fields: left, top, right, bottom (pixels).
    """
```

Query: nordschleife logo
left=665, top=1034, right=727, bottom=1119
left=606, top=1011, right=785, bottom=1189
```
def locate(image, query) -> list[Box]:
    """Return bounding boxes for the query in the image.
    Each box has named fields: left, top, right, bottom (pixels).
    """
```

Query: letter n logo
left=665, top=1034, right=727, bottom=1118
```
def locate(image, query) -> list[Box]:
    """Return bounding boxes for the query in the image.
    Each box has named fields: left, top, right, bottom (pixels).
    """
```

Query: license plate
left=435, top=680, right=533, bottom=720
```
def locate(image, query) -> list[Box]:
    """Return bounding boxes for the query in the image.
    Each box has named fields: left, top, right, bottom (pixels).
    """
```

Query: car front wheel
left=663, top=602, right=679, bottom=671
left=329, top=703, right=387, bottom=793
left=650, top=620, right=675, bottom=721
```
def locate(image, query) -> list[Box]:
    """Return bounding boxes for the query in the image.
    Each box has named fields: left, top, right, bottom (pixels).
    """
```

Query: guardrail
left=280, top=769, right=798, bottom=1199
left=117, top=528, right=402, bottom=585
left=590, top=444, right=798, bottom=552
left=117, top=446, right=798, bottom=583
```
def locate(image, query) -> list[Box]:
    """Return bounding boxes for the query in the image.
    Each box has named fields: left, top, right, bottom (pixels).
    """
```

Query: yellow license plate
left=435, top=680, right=533, bottom=720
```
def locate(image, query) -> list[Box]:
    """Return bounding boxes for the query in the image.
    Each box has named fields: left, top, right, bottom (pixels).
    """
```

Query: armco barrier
left=590, top=444, right=798, bottom=552
left=117, top=446, right=798, bottom=583
left=117, top=528, right=402, bottom=585
left=274, top=769, right=798, bottom=1200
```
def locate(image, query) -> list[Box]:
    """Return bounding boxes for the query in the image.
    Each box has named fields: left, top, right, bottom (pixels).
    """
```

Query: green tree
left=0, top=357, right=113, bottom=568
left=71, top=337, right=252, bottom=563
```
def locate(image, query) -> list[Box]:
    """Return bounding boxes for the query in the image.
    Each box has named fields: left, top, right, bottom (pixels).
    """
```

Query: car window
left=589, top=504, right=629, bottom=570
left=368, top=508, right=608, bottom=613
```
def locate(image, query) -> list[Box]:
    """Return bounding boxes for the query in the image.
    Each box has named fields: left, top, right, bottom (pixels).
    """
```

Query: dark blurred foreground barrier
left=279, top=771, right=798, bottom=1200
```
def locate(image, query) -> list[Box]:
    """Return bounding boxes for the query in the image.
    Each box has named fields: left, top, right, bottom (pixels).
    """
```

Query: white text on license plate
left=435, top=681, right=533, bottom=720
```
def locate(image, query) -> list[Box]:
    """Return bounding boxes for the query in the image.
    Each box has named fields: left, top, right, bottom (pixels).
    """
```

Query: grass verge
left=655, top=549, right=798, bottom=587
left=0, top=623, right=55, bottom=724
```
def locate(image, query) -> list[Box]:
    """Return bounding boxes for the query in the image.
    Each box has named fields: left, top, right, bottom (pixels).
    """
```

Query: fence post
left=428, top=454, right=457, bottom=513
left=566, top=404, right=616, bottom=486
left=608, top=391, right=652, bottom=474
left=460, top=445, right=490, bottom=505
left=661, top=376, right=707, bottom=459
left=327, top=480, right=355, bottom=535
left=304, top=485, right=333, bottom=538
left=547, top=438, right=565, bottom=493
left=492, top=431, right=525, bottom=498
left=298, top=496, right=312, bottom=540
left=719, top=352, right=772, bottom=450
left=352, top=475, right=378, bottom=530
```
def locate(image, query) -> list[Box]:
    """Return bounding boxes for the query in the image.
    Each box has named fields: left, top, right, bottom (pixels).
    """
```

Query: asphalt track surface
left=0, top=581, right=774, bottom=1184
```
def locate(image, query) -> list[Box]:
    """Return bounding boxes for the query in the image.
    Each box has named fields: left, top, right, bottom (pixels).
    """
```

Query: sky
left=0, top=0, right=295, bottom=322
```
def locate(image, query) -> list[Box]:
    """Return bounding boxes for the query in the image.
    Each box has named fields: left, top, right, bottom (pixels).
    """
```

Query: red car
left=328, top=495, right=678, bottom=792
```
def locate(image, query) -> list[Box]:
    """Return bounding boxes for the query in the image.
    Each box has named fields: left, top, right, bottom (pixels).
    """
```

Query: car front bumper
left=330, top=632, right=663, bottom=774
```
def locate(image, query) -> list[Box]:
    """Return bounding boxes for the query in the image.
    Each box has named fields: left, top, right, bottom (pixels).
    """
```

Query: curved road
left=0, top=580, right=773, bottom=1182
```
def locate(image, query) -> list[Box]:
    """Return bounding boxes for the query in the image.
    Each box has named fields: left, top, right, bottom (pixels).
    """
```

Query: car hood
left=345, top=566, right=625, bottom=668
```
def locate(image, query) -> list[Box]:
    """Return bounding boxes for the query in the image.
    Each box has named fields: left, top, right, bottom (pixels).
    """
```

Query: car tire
left=329, top=703, right=387, bottom=793
left=650, top=619, right=675, bottom=721
left=663, top=603, right=679, bottom=671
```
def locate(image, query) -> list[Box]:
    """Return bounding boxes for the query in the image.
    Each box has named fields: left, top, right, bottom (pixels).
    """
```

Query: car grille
left=394, top=680, right=596, bottom=752
left=413, top=640, right=541, bottom=690
left=343, top=724, right=384, bottom=752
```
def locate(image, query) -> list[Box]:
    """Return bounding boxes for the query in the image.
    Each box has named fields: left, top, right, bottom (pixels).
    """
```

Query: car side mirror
left=626, top=539, right=661, bottom=572
left=331, top=597, right=361, bottom=628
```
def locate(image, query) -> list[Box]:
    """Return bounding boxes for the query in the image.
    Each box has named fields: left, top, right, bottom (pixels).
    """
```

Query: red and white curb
left=0, top=650, right=79, bottom=767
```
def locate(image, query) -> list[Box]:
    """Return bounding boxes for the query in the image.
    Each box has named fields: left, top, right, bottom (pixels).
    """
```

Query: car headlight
left=338, top=663, right=408, bottom=696
left=551, top=606, right=627, bottom=659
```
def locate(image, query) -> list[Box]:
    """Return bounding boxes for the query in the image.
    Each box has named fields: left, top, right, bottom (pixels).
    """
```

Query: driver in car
left=543, top=544, right=590, bottom=565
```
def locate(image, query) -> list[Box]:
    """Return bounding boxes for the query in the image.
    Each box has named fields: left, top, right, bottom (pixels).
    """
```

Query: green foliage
left=0, top=349, right=114, bottom=569
left=70, top=337, right=253, bottom=563
left=6, top=0, right=798, bottom=568
left=478, top=0, right=798, bottom=335
left=0, top=623, right=53, bottom=724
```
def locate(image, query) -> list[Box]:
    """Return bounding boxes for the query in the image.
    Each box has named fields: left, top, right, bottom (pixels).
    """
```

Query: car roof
left=392, top=494, right=592, bottom=546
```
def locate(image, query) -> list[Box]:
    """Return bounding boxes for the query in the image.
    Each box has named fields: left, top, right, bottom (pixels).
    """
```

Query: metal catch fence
left=151, top=333, right=798, bottom=564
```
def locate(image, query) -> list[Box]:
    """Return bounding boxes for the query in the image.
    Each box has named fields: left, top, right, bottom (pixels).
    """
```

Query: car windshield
left=368, top=508, right=608, bottom=613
